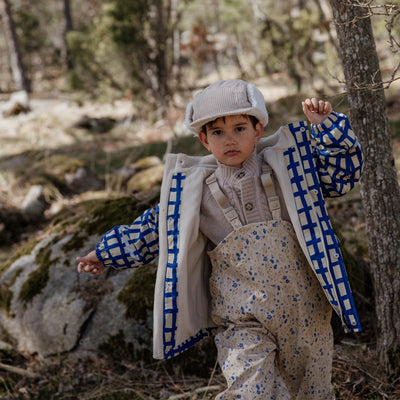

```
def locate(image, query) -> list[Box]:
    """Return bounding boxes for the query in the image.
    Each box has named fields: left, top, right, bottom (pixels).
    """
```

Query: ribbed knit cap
left=185, top=80, right=268, bottom=135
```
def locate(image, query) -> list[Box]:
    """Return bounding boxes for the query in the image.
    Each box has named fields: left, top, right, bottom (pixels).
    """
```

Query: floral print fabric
left=208, top=221, right=335, bottom=399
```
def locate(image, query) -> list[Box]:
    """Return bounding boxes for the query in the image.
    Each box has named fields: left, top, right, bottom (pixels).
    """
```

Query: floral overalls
left=206, top=164, right=335, bottom=400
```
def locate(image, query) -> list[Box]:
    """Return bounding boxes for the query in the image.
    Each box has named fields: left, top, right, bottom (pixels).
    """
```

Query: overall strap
left=261, top=163, right=281, bottom=220
left=205, top=174, right=243, bottom=230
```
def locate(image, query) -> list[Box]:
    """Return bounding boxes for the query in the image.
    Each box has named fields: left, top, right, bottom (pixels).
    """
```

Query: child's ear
left=199, top=131, right=211, bottom=151
left=254, top=122, right=264, bottom=142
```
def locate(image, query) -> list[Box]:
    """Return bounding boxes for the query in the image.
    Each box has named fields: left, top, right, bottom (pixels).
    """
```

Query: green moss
left=18, top=246, right=59, bottom=305
left=117, top=263, right=156, bottom=320
left=61, top=232, right=87, bottom=253
left=0, top=285, right=13, bottom=315
left=0, top=238, right=39, bottom=276
left=60, top=195, right=159, bottom=255
left=84, top=196, right=156, bottom=235
left=0, top=268, right=25, bottom=315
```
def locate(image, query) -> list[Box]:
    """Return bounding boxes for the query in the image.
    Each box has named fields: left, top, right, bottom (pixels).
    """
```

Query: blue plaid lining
left=285, top=120, right=362, bottom=331
left=96, top=205, right=160, bottom=268
left=162, top=172, right=215, bottom=358
left=310, top=112, right=363, bottom=198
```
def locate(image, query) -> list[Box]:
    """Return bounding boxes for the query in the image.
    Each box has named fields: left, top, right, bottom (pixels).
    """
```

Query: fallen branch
left=0, top=362, right=39, bottom=379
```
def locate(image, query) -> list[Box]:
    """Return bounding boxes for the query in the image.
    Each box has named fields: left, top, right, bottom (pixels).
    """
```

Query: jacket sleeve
left=311, top=111, right=364, bottom=198
left=95, top=204, right=160, bottom=269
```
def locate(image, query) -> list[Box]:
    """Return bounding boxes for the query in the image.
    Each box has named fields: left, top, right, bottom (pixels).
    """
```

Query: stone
left=64, top=167, right=103, bottom=193
left=131, top=156, right=162, bottom=171
left=127, top=164, right=165, bottom=194
left=21, top=185, right=47, bottom=221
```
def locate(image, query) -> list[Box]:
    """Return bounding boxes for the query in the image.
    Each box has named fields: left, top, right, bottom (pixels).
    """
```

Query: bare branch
left=387, top=8, right=400, bottom=54
left=330, top=70, right=400, bottom=92
left=385, top=60, right=400, bottom=89
left=348, top=1, right=399, bottom=15
left=334, top=1, right=400, bottom=89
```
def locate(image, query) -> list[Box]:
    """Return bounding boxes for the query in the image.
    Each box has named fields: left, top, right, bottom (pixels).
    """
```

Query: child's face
left=199, top=115, right=263, bottom=168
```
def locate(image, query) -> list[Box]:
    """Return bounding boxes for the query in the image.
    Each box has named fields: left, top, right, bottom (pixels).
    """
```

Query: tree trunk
left=63, top=0, right=74, bottom=70
left=148, top=0, right=171, bottom=116
left=0, top=0, right=29, bottom=92
left=329, top=0, right=400, bottom=375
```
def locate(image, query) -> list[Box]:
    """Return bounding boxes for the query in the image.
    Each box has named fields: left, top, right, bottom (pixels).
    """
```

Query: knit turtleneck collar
left=215, top=149, right=261, bottom=182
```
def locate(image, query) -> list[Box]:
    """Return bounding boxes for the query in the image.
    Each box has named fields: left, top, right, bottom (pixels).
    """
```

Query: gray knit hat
left=185, top=79, right=268, bottom=135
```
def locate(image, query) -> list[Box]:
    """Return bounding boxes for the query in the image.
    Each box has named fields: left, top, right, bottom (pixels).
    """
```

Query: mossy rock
left=0, top=194, right=159, bottom=358
left=60, top=195, right=159, bottom=253
left=18, top=246, right=59, bottom=305
left=117, top=263, right=157, bottom=321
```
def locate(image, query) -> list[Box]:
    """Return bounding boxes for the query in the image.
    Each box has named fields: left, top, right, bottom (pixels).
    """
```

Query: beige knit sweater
left=200, top=150, right=290, bottom=247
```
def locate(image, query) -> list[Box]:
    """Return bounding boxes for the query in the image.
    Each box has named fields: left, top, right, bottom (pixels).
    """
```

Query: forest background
left=0, top=0, right=400, bottom=399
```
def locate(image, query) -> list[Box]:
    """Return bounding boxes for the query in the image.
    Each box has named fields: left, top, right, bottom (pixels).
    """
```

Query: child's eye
left=235, top=126, right=245, bottom=132
left=212, top=130, right=223, bottom=136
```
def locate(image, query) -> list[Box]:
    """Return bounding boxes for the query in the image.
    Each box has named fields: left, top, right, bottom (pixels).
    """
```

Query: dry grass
left=0, top=344, right=399, bottom=400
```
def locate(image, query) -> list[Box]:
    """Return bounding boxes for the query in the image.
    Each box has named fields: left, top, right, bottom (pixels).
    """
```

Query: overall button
left=245, top=202, right=253, bottom=211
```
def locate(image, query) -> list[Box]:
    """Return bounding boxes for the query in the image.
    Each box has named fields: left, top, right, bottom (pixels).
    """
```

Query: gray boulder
left=0, top=196, right=157, bottom=359
left=21, top=185, right=48, bottom=221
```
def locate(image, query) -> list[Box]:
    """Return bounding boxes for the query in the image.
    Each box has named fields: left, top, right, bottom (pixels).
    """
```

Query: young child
left=77, top=80, right=363, bottom=399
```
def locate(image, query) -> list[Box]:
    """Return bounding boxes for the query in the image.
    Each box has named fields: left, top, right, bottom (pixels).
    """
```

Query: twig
left=0, top=361, right=39, bottom=379
left=168, top=385, right=222, bottom=399
left=202, top=360, right=219, bottom=399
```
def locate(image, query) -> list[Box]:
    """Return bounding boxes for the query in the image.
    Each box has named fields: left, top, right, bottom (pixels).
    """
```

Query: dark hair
left=201, top=114, right=260, bottom=134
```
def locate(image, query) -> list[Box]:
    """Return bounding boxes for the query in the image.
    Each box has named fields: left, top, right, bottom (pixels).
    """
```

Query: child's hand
left=77, top=250, right=106, bottom=276
left=302, top=98, right=333, bottom=125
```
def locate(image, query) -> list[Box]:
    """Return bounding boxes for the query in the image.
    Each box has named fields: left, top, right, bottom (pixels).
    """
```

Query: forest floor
left=0, top=79, right=400, bottom=399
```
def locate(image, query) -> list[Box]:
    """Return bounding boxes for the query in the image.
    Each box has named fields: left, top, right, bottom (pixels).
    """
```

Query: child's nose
left=225, top=131, right=236, bottom=144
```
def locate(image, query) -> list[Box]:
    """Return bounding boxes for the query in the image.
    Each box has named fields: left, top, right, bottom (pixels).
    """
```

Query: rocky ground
left=0, top=85, right=399, bottom=399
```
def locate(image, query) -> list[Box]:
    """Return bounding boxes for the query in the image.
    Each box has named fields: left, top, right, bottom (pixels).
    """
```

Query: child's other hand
left=77, top=250, right=106, bottom=276
left=302, top=98, right=333, bottom=125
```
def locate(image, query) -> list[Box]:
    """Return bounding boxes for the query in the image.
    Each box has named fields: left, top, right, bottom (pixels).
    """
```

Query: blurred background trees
left=1, top=0, right=397, bottom=112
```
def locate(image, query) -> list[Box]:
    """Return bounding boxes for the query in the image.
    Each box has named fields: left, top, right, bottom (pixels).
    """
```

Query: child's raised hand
left=302, top=98, right=333, bottom=125
left=77, top=250, right=106, bottom=276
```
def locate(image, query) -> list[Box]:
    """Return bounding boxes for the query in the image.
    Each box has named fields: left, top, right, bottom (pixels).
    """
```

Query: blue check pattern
left=162, top=173, right=215, bottom=358
left=96, top=205, right=160, bottom=268
left=285, top=116, right=362, bottom=331
left=96, top=112, right=363, bottom=359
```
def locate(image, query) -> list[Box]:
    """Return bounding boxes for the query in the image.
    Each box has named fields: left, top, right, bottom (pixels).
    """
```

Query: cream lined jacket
left=96, top=112, right=364, bottom=360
